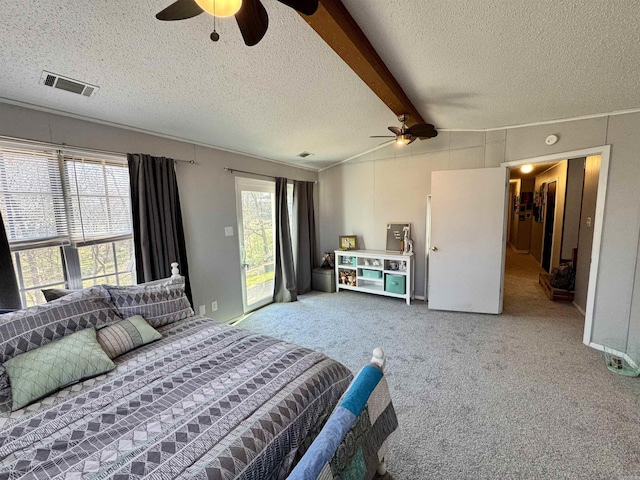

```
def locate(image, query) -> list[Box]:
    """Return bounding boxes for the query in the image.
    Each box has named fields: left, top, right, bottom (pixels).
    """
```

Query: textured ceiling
left=343, top=0, right=640, bottom=130
left=1, top=1, right=640, bottom=170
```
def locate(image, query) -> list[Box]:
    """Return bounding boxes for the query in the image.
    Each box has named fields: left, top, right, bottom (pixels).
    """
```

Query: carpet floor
left=237, top=250, right=640, bottom=479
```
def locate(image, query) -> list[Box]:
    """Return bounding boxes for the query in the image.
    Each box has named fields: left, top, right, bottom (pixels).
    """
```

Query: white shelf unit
left=335, top=249, right=414, bottom=305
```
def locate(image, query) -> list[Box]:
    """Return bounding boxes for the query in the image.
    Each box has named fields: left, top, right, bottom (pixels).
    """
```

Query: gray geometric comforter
left=0, top=316, right=353, bottom=479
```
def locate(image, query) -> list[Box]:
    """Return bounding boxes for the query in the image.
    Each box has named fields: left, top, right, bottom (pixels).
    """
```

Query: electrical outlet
left=224, top=226, right=234, bottom=237
left=198, top=305, right=206, bottom=315
left=211, top=301, right=218, bottom=312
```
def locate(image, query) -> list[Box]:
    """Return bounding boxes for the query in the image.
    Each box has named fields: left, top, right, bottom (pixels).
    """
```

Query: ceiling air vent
left=297, top=151, right=313, bottom=158
left=39, top=71, right=99, bottom=98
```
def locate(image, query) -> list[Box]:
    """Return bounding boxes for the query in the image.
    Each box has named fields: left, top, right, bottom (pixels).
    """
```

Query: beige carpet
left=238, top=250, right=640, bottom=479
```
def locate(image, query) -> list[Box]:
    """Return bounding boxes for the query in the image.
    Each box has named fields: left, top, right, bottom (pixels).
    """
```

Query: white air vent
left=297, top=151, right=313, bottom=158
left=40, top=71, right=99, bottom=98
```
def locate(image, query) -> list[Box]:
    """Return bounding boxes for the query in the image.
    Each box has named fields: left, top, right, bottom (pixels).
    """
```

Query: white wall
left=320, top=130, right=488, bottom=297
left=0, top=103, right=317, bottom=322
left=319, top=113, right=640, bottom=352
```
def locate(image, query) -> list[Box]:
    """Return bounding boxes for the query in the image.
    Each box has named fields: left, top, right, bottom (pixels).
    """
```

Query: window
left=0, top=142, right=135, bottom=307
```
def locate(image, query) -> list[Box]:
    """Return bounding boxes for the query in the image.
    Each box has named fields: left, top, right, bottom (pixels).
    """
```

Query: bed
left=0, top=269, right=396, bottom=479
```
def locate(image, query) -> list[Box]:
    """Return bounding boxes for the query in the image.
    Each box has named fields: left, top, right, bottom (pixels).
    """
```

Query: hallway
left=502, top=247, right=582, bottom=322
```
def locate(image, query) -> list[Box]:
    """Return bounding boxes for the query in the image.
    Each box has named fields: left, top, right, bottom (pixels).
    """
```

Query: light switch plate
left=225, top=226, right=234, bottom=237
left=199, top=305, right=206, bottom=315
left=211, top=301, right=218, bottom=312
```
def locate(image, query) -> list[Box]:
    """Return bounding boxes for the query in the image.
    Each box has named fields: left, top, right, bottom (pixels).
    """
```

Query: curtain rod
left=224, top=167, right=317, bottom=184
left=0, top=135, right=195, bottom=164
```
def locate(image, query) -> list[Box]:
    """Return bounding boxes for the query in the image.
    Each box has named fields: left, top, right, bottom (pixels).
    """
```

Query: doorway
left=541, top=180, right=557, bottom=272
left=235, top=177, right=276, bottom=313
left=235, top=177, right=294, bottom=313
left=502, top=145, right=610, bottom=347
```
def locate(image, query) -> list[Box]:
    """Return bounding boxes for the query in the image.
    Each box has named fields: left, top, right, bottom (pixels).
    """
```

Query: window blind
left=0, top=147, right=69, bottom=251
left=62, top=155, right=133, bottom=246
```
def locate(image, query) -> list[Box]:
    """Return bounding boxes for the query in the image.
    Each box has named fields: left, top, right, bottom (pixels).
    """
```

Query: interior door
left=541, top=181, right=557, bottom=272
left=236, top=177, right=276, bottom=313
left=428, top=167, right=508, bottom=314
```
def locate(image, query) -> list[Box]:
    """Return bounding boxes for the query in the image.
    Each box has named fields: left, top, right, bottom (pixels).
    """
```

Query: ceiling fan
left=370, top=114, right=438, bottom=145
left=156, top=0, right=318, bottom=46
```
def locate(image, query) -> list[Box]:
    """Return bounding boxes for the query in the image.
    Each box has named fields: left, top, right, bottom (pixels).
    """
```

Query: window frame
left=0, top=141, right=136, bottom=307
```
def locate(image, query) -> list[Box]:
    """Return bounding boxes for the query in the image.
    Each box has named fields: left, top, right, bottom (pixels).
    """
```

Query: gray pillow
left=96, top=315, right=162, bottom=359
left=0, top=286, right=122, bottom=405
left=4, top=328, right=115, bottom=411
left=105, top=277, right=193, bottom=328
left=42, top=288, right=76, bottom=302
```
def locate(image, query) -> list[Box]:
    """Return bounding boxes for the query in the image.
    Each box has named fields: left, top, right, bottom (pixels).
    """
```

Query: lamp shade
left=195, top=0, right=242, bottom=17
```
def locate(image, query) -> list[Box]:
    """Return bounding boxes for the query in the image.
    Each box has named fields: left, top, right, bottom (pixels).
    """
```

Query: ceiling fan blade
left=407, top=137, right=417, bottom=145
left=235, top=0, right=269, bottom=46
left=388, top=126, right=402, bottom=135
left=276, top=0, right=319, bottom=15
left=156, top=0, right=203, bottom=20
left=406, top=123, right=437, bottom=138
left=370, top=135, right=395, bottom=138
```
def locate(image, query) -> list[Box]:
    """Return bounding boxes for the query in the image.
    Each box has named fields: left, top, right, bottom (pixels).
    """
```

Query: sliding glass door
left=236, top=178, right=276, bottom=312
left=235, top=177, right=295, bottom=313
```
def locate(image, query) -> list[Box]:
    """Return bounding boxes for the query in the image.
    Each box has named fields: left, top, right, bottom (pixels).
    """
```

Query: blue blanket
left=288, top=364, right=398, bottom=480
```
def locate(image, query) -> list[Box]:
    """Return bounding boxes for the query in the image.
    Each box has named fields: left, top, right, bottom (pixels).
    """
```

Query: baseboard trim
left=230, top=312, right=254, bottom=326
left=414, top=295, right=425, bottom=301
left=507, top=242, right=529, bottom=254
left=572, top=302, right=586, bottom=316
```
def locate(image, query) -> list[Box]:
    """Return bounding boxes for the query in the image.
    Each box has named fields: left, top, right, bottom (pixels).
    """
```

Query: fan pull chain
left=211, top=0, right=220, bottom=41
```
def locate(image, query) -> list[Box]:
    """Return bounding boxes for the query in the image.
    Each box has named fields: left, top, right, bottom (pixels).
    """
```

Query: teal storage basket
left=362, top=269, right=382, bottom=279
left=385, top=274, right=406, bottom=294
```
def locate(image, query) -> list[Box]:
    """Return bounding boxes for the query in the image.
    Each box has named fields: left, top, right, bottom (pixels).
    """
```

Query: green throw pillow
left=96, top=315, right=163, bottom=359
left=3, top=328, right=115, bottom=411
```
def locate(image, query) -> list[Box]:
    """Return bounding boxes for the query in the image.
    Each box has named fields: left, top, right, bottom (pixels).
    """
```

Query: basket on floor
left=603, top=342, right=640, bottom=377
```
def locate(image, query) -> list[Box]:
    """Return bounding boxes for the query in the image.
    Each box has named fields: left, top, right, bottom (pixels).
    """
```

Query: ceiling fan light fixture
left=195, top=0, right=242, bottom=17
left=396, top=134, right=412, bottom=146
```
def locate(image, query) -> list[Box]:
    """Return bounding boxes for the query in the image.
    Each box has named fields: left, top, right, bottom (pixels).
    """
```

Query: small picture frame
left=339, top=235, right=358, bottom=250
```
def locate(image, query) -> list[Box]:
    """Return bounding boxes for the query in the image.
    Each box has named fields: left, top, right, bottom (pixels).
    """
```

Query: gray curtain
left=0, top=211, right=21, bottom=310
left=294, top=181, right=316, bottom=294
left=273, top=177, right=297, bottom=303
left=127, top=154, right=192, bottom=303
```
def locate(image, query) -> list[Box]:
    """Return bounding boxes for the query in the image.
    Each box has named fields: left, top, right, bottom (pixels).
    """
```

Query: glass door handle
left=240, top=247, right=247, bottom=268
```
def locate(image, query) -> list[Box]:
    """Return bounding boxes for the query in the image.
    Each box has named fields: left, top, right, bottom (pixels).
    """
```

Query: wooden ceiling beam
left=299, top=0, right=425, bottom=126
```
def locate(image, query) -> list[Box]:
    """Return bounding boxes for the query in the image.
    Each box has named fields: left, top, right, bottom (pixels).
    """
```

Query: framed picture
left=521, top=191, right=533, bottom=204
left=339, top=235, right=357, bottom=250
left=386, top=222, right=410, bottom=252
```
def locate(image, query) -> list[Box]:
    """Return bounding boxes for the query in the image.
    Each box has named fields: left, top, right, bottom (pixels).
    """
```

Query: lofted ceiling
left=1, top=1, right=639, bottom=170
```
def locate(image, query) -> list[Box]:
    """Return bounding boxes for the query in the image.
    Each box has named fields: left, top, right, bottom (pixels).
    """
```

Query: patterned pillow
left=0, top=286, right=122, bottom=404
left=41, top=288, right=76, bottom=302
left=3, top=328, right=115, bottom=411
left=0, top=285, right=122, bottom=365
left=105, top=277, right=194, bottom=328
left=96, top=315, right=162, bottom=359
